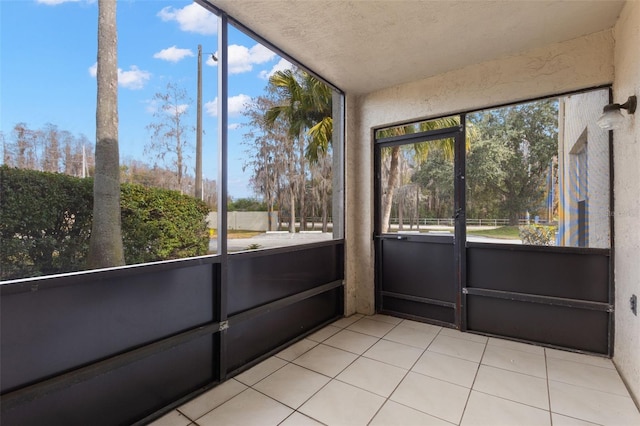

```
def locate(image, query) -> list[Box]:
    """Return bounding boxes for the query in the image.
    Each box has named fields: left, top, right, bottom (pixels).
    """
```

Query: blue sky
left=0, top=0, right=292, bottom=198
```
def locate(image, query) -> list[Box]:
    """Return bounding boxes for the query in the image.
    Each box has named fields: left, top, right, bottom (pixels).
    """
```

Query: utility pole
left=195, top=44, right=203, bottom=200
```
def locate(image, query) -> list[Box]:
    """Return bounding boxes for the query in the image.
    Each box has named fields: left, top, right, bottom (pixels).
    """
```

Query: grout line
left=365, top=320, right=422, bottom=425
left=282, top=342, right=370, bottom=424
left=188, top=386, right=252, bottom=424
left=471, top=389, right=552, bottom=413
left=545, top=348, right=554, bottom=425
left=458, top=335, right=488, bottom=424
left=176, top=407, right=193, bottom=422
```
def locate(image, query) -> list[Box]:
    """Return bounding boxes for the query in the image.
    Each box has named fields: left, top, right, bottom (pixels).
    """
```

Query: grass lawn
left=467, top=226, right=520, bottom=239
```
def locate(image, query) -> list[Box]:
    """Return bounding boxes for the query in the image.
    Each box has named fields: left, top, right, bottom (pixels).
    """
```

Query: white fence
left=389, top=218, right=553, bottom=227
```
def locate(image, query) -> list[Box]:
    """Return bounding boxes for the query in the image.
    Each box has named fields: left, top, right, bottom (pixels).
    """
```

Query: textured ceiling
left=204, top=0, right=625, bottom=94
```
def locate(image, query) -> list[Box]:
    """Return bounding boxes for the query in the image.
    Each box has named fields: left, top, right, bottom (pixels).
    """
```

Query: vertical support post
left=606, top=87, right=615, bottom=357
left=216, top=12, right=229, bottom=380
left=332, top=91, right=345, bottom=239
left=454, top=118, right=467, bottom=331
left=195, top=44, right=203, bottom=200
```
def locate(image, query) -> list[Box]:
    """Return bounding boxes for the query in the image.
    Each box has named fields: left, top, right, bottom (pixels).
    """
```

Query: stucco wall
left=558, top=90, right=610, bottom=248
left=345, top=93, right=368, bottom=315
left=345, top=29, right=614, bottom=316
left=613, top=0, right=640, bottom=405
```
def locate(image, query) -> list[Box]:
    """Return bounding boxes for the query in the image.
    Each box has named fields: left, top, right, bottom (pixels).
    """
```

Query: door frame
left=374, top=121, right=466, bottom=329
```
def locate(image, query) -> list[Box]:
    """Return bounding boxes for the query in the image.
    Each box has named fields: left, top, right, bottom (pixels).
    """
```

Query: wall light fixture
left=597, top=95, right=636, bottom=130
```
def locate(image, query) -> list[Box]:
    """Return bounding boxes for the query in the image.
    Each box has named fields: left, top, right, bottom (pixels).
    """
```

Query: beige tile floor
left=150, top=314, right=640, bottom=426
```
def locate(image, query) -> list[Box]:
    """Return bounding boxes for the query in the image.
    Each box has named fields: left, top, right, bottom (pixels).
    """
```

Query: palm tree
left=266, top=69, right=333, bottom=162
left=87, top=0, right=124, bottom=268
left=265, top=69, right=333, bottom=231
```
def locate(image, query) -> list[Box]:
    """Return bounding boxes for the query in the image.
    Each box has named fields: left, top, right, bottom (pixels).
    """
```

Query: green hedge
left=120, top=184, right=209, bottom=264
left=1, top=166, right=209, bottom=280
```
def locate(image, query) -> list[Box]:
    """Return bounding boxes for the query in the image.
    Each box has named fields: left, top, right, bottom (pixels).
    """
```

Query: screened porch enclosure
left=375, top=91, right=613, bottom=355
left=2, top=0, right=640, bottom=424
left=0, top=242, right=344, bottom=424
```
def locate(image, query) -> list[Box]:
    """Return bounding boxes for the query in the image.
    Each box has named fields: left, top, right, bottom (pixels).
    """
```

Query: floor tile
left=336, top=356, right=407, bottom=397
left=412, top=350, right=479, bottom=388
left=547, top=357, right=629, bottom=396
left=549, top=380, right=640, bottom=425
left=545, top=347, right=615, bottom=369
left=369, top=400, right=453, bottom=426
left=234, top=357, right=287, bottom=386
left=307, top=325, right=341, bottom=342
left=276, top=338, right=318, bottom=361
left=332, top=314, right=364, bottom=329
left=253, top=363, right=330, bottom=409
left=551, top=412, right=601, bottom=425
left=323, top=329, right=379, bottom=354
left=197, top=388, right=293, bottom=426
left=481, top=344, right=546, bottom=378
left=473, top=364, right=549, bottom=409
left=438, top=328, right=488, bottom=344
left=390, top=371, right=470, bottom=424
left=367, top=314, right=403, bottom=325
left=299, top=380, right=385, bottom=426
left=399, top=319, right=442, bottom=334
left=427, top=334, right=486, bottom=363
left=460, top=390, right=551, bottom=426
left=157, top=314, right=639, bottom=426
left=383, top=324, right=438, bottom=349
left=292, top=343, right=358, bottom=377
left=487, top=337, right=545, bottom=355
left=347, top=318, right=396, bottom=337
left=279, top=412, right=324, bottom=426
left=363, top=339, right=424, bottom=369
left=178, top=379, right=247, bottom=420
left=148, top=410, right=191, bottom=426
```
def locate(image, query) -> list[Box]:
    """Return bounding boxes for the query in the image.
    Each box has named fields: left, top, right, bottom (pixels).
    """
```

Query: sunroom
left=1, top=0, right=639, bottom=425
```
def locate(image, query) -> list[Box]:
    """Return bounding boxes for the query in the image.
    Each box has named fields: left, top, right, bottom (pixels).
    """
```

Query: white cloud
left=158, top=3, right=217, bottom=35
left=229, top=94, right=253, bottom=116
left=88, top=63, right=151, bottom=90
left=153, top=46, right=194, bottom=63
left=36, top=0, right=81, bottom=5
left=204, top=100, right=217, bottom=117
left=249, top=44, right=277, bottom=64
left=118, top=66, right=151, bottom=90
left=228, top=123, right=241, bottom=130
left=206, top=43, right=277, bottom=75
left=205, top=94, right=252, bottom=117
left=259, top=58, right=293, bottom=80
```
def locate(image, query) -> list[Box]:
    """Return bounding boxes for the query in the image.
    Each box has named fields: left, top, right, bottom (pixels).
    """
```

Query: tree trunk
left=509, top=212, right=520, bottom=226
left=289, top=184, right=296, bottom=233
left=87, top=0, right=124, bottom=268
left=177, top=141, right=183, bottom=191
left=380, top=146, right=400, bottom=233
left=321, top=188, right=328, bottom=232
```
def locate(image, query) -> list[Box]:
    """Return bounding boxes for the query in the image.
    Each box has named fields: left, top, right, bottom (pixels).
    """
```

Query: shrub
left=120, top=184, right=209, bottom=264
left=1, top=166, right=209, bottom=280
left=0, top=166, right=93, bottom=279
left=519, top=224, right=557, bottom=246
